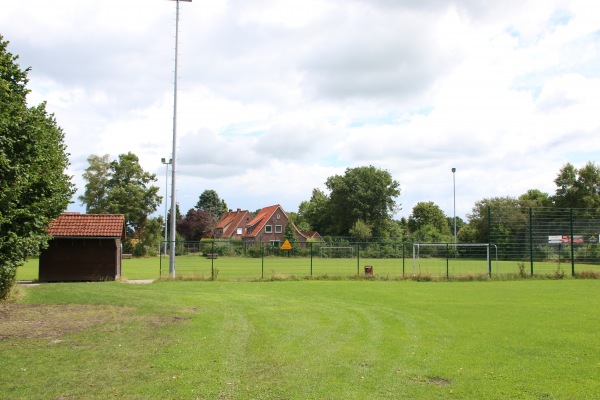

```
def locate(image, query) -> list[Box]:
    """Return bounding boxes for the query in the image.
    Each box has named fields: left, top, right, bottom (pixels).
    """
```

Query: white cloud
left=2, top=0, right=600, bottom=223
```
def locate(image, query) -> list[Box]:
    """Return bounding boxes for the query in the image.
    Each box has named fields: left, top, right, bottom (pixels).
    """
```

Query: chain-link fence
left=157, top=240, right=498, bottom=279
left=155, top=208, right=600, bottom=279
left=158, top=240, right=414, bottom=279
left=488, top=207, right=600, bottom=276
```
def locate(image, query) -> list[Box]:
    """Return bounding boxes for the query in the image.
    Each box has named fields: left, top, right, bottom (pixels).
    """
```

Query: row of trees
left=396, top=163, right=600, bottom=245
left=77, top=155, right=600, bottom=252
left=294, top=162, right=600, bottom=245
left=296, top=166, right=401, bottom=240
left=79, top=154, right=232, bottom=255
left=45, top=150, right=600, bottom=258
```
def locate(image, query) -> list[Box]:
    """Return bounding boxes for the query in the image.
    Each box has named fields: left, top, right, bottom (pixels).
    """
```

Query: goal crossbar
left=412, top=243, right=498, bottom=277
left=319, top=246, right=354, bottom=258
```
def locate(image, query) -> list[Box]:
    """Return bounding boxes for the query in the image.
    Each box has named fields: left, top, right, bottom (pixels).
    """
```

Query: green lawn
left=18, top=255, right=600, bottom=281
left=1, top=279, right=599, bottom=399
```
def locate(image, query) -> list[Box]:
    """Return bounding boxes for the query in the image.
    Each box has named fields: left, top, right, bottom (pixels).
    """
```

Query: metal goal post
left=412, top=243, right=498, bottom=277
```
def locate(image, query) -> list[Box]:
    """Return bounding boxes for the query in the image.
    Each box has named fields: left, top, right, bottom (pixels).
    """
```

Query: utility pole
left=167, top=0, right=191, bottom=278
left=452, top=167, right=457, bottom=244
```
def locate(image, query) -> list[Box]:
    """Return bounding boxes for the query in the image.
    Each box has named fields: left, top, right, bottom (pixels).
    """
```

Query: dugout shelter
left=39, top=213, right=126, bottom=282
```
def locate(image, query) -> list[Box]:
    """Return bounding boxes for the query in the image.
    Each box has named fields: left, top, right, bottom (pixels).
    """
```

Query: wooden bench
left=205, top=253, right=218, bottom=259
left=122, top=254, right=132, bottom=259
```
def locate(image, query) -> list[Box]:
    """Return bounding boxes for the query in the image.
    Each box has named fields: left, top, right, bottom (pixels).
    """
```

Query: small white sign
left=548, top=235, right=562, bottom=244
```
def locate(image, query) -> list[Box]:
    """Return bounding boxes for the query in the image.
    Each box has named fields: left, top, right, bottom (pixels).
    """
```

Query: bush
left=132, top=242, right=146, bottom=257
left=246, top=246, right=263, bottom=258
left=0, top=266, right=17, bottom=301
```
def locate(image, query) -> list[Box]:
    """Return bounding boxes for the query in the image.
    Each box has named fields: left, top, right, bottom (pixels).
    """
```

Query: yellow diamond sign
left=280, top=239, right=293, bottom=250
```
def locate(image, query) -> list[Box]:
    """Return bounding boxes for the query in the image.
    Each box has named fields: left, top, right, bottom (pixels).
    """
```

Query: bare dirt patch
left=0, top=303, right=134, bottom=340
left=427, top=376, right=451, bottom=386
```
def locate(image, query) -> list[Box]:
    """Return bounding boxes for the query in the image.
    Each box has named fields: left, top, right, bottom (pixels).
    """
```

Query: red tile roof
left=243, top=205, right=285, bottom=238
left=302, top=231, right=323, bottom=240
left=215, top=209, right=251, bottom=237
left=47, top=214, right=125, bottom=239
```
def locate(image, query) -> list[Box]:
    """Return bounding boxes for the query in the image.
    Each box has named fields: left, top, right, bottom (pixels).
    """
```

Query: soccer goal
left=319, top=246, right=354, bottom=259
left=412, top=243, right=498, bottom=277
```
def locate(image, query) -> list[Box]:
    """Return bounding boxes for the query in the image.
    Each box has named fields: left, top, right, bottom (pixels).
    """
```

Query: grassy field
left=18, top=255, right=600, bottom=281
left=1, top=279, right=599, bottom=399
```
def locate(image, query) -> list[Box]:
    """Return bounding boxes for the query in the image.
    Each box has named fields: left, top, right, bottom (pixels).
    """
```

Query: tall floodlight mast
left=168, top=0, right=191, bottom=278
left=452, top=167, right=457, bottom=244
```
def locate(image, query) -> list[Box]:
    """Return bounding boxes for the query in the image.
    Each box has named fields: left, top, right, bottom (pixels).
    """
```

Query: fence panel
left=489, top=207, right=600, bottom=276
left=156, top=208, right=600, bottom=280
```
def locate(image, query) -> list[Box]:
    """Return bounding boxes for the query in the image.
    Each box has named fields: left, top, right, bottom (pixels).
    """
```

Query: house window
left=275, top=225, right=282, bottom=233
left=216, top=228, right=223, bottom=234
left=276, top=214, right=281, bottom=219
left=236, top=228, right=242, bottom=235
left=265, top=225, right=272, bottom=233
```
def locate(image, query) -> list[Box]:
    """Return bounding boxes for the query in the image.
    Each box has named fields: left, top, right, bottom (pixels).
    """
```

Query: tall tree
left=284, top=221, right=296, bottom=242
left=1, top=36, right=75, bottom=299
left=408, top=202, right=451, bottom=235
left=467, top=196, right=528, bottom=252
left=518, top=189, right=552, bottom=208
left=407, top=202, right=452, bottom=242
left=167, top=202, right=183, bottom=236
left=553, top=162, right=600, bottom=208
left=79, top=152, right=161, bottom=236
left=446, top=216, right=465, bottom=237
left=298, top=188, right=331, bottom=234
left=196, top=189, right=227, bottom=220
left=287, top=211, right=311, bottom=232
left=79, top=154, right=111, bottom=213
left=177, top=209, right=216, bottom=241
left=349, top=219, right=373, bottom=241
left=326, top=166, right=400, bottom=237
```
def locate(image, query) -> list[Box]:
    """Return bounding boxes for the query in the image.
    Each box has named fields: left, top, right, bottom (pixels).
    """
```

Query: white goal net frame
left=319, top=246, right=354, bottom=258
left=412, top=243, right=498, bottom=276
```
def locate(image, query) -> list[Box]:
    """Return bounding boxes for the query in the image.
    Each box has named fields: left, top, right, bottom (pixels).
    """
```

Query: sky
left=2, top=0, right=600, bottom=222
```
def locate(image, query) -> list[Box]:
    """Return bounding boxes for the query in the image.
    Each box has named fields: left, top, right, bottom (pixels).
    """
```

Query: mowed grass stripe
left=2, top=280, right=599, bottom=398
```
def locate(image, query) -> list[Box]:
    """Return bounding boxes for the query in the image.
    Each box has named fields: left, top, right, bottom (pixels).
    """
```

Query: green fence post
left=211, top=239, right=215, bottom=280
left=570, top=208, right=575, bottom=276
left=357, top=243, right=360, bottom=275
left=446, top=243, right=449, bottom=280
left=310, top=242, right=313, bottom=276
left=402, top=241, right=405, bottom=278
left=261, top=242, right=264, bottom=279
left=488, top=206, right=492, bottom=274
left=529, top=207, right=534, bottom=276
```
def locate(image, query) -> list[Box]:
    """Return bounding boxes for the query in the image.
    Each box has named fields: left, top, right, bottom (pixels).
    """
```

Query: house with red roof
left=214, top=208, right=253, bottom=239
left=39, top=213, right=126, bottom=281
left=241, top=204, right=322, bottom=246
left=302, top=231, right=323, bottom=241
